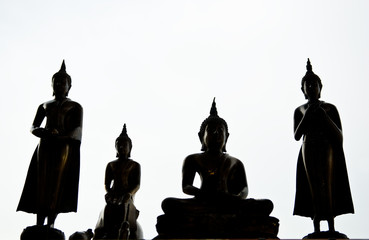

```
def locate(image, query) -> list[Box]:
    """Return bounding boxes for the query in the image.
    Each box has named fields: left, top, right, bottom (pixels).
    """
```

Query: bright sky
left=1, top=1, right=369, bottom=239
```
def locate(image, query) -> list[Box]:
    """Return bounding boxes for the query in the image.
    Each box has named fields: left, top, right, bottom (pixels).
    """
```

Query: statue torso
left=187, top=153, right=245, bottom=197
left=42, top=98, right=82, bottom=135
left=107, top=159, right=139, bottom=195
left=296, top=101, right=339, bottom=143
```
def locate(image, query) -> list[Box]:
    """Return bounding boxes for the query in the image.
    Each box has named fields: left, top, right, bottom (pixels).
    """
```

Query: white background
left=1, top=1, right=368, bottom=239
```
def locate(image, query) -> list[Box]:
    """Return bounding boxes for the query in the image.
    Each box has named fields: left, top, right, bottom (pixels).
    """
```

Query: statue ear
left=301, top=87, right=308, bottom=99
left=128, top=146, right=132, bottom=158
left=225, top=132, right=229, bottom=144
left=222, top=133, right=229, bottom=152
left=199, top=132, right=206, bottom=151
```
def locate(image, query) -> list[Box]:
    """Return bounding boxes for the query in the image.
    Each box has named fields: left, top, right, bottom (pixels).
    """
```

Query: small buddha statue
left=293, top=59, right=354, bottom=239
left=156, top=99, right=278, bottom=239
left=94, top=124, right=142, bottom=240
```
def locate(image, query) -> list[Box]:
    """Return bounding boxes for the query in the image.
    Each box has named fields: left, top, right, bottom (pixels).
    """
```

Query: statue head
left=52, top=60, right=72, bottom=97
left=198, top=98, right=229, bottom=152
left=115, top=124, right=132, bottom=158
left=301, top=58, right=323, bottom=100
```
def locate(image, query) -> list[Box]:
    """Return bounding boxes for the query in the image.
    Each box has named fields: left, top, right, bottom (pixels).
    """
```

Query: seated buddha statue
left=156, top=99, right=278, bottom=239
left=94, top=124, right=142, bottom=240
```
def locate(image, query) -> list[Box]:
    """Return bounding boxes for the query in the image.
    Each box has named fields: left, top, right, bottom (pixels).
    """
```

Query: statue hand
left=32, top=127, right=47, bottom=138
left=304, top=106, right=314, bottom=119
left=121, top=193, right=132, bottom=204
left=315, top=106, right=327, bottom=117
left=216, top=191, right=238, bottom=201
left=194, top=190, right=207, bottom=200
left=105, top=192, right=118, bottom=204
left=195, top=189, right=227, bottom=200
left=37, top=128, right=59, bottom=139
left=50, top=128, right=59, bottom=136
left=105, top=192, right=112, bottom=203
left=32, top=127, right=58, bottom=139
left=115, top=194, right=131, bottom=205
left=48, top=129, right=72, bottom=141
left=305, top=103, right=325, bottom=119
left=105, top=193, right=131, bottom=205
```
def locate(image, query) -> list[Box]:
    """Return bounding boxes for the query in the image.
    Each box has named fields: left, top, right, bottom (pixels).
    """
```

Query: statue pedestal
left=20, top=225, right=65, bottom=240
left=155, top=212, right=279, bottom=239
left=303, top=231, right=348, bottom=239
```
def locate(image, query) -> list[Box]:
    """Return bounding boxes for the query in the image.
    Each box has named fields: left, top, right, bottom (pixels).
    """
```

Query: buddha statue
left=156, top=99, right=279, bottom=239
left=293, top=59, right=354, bottom=239
left=17, top=60, right=83, bottom=240
left=94, top=124, right=142, bottom=240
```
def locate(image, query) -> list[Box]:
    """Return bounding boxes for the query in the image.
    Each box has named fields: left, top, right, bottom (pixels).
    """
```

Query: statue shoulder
left=42, top=99, right=57, bottom=108
left=65, top=99, right=83, bottom=110
left=320, top=101, right=338, bottom=111
left=71, top=100, right=82, bottom=108
left=185, top=153, right=203, bottom=160
left=128, top=159, right=141, bottom=169
left=294, top=103, right=309, bottom=121
left=108, top=159, right=140, bottom=170
left=183, top=153, right=202, bottom=166
left=107, top=159, right=119, bottom=168
left=41, top=99, right=82, bottom=111
left=294, top=103, right=308, bottom=114
left=224, top=154, right=244, bottom=167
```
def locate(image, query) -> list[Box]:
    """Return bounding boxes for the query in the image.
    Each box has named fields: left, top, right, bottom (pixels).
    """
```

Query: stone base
left=155, top=213, right=279, bottom=239
left=20, top=225, right=65, bottom=240
left=303, top=231, right=348, bottom=239
left=93, top=222, right=143, bottom=240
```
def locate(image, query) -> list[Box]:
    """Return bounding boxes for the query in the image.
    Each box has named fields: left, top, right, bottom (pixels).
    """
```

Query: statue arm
left=59, top=104, right=83, bottom=142
left=182, top=156, right=200, bottom=197
left=104, top=164, right=113, bottom=193
left=237, top=186, right=248, bottom=199
left=235, top=163, right=248, bottom=199
left=294, top=107, right=307, bottom=141
left=67, top=104, right=83, bottom=141
left=30, top=104, right=47, bottom=138
left=228, top=161, right=248, bottom=199
left=321, top=104, right=343, bottom=143
left=127, top=162, right=141, bottom=196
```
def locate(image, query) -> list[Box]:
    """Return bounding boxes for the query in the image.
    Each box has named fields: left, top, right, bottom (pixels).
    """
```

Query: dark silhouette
left=69, top=229, right=94, bottom=240
left=156, top=99, right=279, bottom=239
left=293, top=59, right=354, bottom=239
left=17, top=60, right=83, bottom=239
left=94, top=124, right=142, bottom=240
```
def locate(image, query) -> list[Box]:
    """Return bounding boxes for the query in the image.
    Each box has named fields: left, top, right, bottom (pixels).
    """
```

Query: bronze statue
left=293, top=59, right=354, bottom=238
left=156, top=99, right=279, bottom=239
left=94, top=124, right=142, bottom=240
left=17, top=60, right=83, bottom=230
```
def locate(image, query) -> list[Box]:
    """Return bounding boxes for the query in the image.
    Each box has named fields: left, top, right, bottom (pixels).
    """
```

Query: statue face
left=116, top=139, right=131, bottom=158
left=203, top=121, right=227, bottom=151
left=52, top=77, right=70, bottom=97
left=303, top=79, right=321, bottom=100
